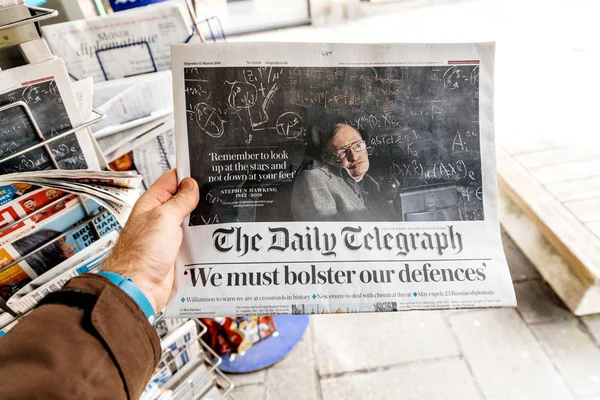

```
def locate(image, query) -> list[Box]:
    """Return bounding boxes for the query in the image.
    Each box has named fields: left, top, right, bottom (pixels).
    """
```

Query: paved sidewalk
left=228, top=231, right=600, bottom=400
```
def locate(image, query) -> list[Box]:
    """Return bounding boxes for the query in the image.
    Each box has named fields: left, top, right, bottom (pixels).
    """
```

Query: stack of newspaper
left=37, top=1, right=189, bottom=185
left=90, top=71, right=176, bottom=190
left=93, top=71, right=176, bottom=169
left=0, top=54, right=145, bottom=333
left=0, top=171, right=142, bottom=331
left=0, top=170, right=142, bottom=224
left=142, top=318, right=233, bottom=400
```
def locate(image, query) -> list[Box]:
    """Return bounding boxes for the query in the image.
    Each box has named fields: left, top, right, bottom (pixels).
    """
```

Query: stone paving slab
left=449, top=309, right=575, bottom=400
left=271, top=326, right=315, bottom=370
left=231, top=384, right=265, bottom=400
left=312, top=311, right=459, bottom=376
left=320, top=358, right=483, bottom=400
left=228, top=370, right=266, bottom=388
left=264, top=361, right=320, bottom=400
left=514, top=280, right=573, bottom=324
left=582, top=315, right=600, bottom=346
left=530, top=320, right=600, bottom=397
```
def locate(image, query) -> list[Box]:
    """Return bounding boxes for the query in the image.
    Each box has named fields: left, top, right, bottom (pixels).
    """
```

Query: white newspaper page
left=133, top=126, right=176, bottom=189
left=41, top=3, right=192, bottom=82
left=92, top=71, right=173, bottom=134
left=168, top=42, right=515, bottom=317
left=93, top=71, right=174, bottom=108
left=71, top=77, right=94, bottom=121
left=100, top=115, right=174, bottom=162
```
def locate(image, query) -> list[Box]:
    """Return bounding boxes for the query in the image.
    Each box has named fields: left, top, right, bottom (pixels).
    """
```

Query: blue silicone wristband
left=97, top=271, right=156, bottom=325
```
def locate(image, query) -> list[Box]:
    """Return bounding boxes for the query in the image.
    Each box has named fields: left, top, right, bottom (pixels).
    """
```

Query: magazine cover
left=0, top=191, right=120, bottom=301
left=0, top=233, right=118, bottom=329
left=152, top=320, right=202, bottom=390
left=8, top=233, right=117, bottom=305
left=168, top=42, right=515, bottom=317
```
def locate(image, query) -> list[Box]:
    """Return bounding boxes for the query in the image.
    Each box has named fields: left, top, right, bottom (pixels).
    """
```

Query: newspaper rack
left=0, top=100, right=107, bottom=320
left=184, top=17, right=227, bottom=43
left=0, top=101, right=105, bottom=167
left=0, top=100, right=106, bottom=234
left=95, top=41, right=158, bottom=81
left=154, top=319, right=235, bottom=400
left=94, top=14, right=227, bottom=81
left=0, top=4, right=57, bottom=33
left=172, top=365, right=235, bottom=400
left=2, top=6, right=234, bottom=398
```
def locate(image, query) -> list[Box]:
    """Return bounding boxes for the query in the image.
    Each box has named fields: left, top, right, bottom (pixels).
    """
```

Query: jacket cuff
left=64, top=273, right=161, bottom=399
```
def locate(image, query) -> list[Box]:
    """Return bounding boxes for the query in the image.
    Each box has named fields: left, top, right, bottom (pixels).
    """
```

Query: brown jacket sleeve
left=0, top=274, right=161, bottom=400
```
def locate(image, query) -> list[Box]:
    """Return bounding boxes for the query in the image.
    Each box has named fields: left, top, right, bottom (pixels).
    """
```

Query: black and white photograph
left=183, top=65, right=483, bottom=225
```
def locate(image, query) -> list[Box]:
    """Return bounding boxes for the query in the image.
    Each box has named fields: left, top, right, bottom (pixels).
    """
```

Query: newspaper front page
left=168, top=42, right=515, bottom=317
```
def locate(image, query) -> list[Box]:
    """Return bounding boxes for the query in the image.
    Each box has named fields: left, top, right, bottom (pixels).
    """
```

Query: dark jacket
left=0, top=274, right=160, bottom=400
left=291, top=164, right=390, bottom=221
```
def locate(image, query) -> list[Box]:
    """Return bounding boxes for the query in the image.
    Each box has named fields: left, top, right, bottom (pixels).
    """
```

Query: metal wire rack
left=148, top=318, right=236, bottom=400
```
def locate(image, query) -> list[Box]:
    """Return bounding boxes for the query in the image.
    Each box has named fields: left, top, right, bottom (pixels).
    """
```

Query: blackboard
left=0, top=80, right=89, bottom=175
left=184, top=66, right=483, bottom=224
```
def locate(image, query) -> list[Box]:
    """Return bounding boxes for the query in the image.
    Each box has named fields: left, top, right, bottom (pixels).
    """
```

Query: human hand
left=101, top=169, right=199, bottom=312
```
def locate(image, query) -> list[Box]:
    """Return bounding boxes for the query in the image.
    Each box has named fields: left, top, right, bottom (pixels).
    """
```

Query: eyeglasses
left=328, top=140, right=367, bottom=163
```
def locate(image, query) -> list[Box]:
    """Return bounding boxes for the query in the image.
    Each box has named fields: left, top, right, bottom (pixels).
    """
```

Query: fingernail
left=180, top=178, right=195, bottom=192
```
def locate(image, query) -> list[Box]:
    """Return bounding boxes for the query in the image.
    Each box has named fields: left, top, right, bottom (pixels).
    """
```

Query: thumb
left=160, top=177, right=200, bottom=223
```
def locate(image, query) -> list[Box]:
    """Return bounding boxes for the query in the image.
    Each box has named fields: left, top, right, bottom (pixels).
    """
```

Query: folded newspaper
left=167, top=42, right=516, bottom=317
left=92, top=71, right=173, bottom=138
left=0, top=58, right=101, bottom=174
left=0, top=170, right=142, bottom=224
left=90, top=70, right=175, bottom=165
left=0, top=54, right=144, bottom=332
left=98, top=114, right=174, bottom=163
left=106, top=125, right=176, bottom=190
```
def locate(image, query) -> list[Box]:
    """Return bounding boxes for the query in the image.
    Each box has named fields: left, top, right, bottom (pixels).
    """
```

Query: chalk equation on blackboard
left=227, top=80, right=257, bottom=111
left=440, top=65, right=480, bottom=92
left=185, top=67, right=307, bottom=144
left=275, top=112, right=304, bottom=139
left=187, top=102, right=226, bottom=138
